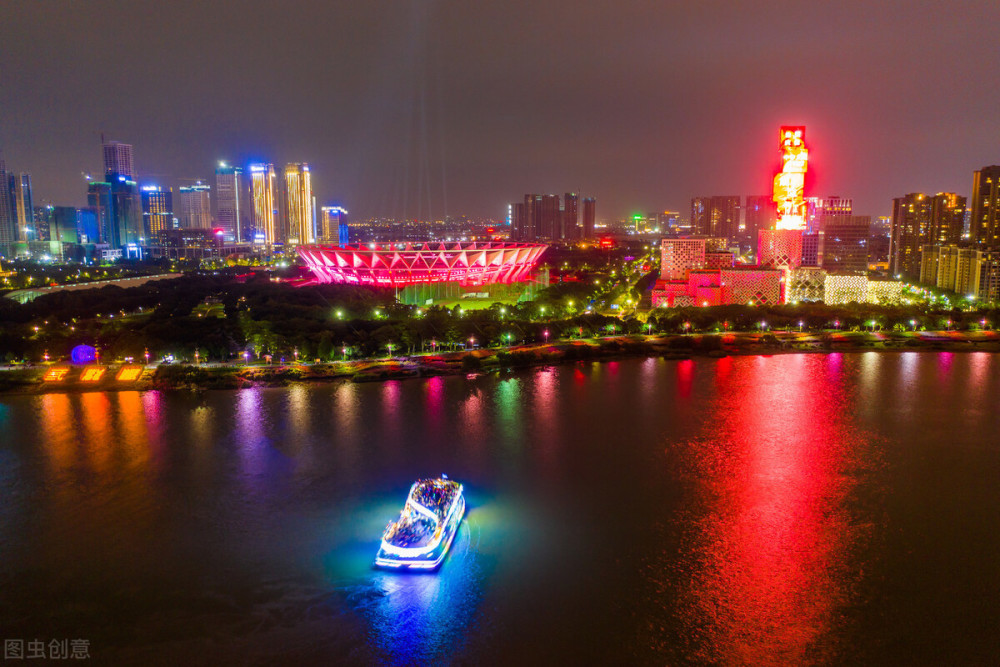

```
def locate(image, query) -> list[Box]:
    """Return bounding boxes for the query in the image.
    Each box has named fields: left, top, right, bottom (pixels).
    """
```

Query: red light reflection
left=672, top=355, right=874, bottom=664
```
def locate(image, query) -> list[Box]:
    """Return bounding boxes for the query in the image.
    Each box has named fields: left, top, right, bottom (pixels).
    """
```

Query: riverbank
left=3, top=329, right=1000, bottom=395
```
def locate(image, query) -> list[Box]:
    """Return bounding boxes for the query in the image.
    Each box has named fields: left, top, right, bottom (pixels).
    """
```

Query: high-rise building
left=522, top=195, right=542, bottom=242
left=511, top=202, right=527, bottom=241
left=283, top=163, right=313, bottom=244
left=8, top=172, right=33, bottom=242
left=582, top=198, right=596, bottom=239
left=89, top=174, right=142, bottom=248
left=0, top=158, right=14, bottom=251
left=87, top=180, right=112, bottom=244
left=32, top=206, right=52, bottom=242
left=539, top=194, right=560, bottom=240
left=110, top=175, right=143, bottom=247
left=804, top=196, right=853, bottom=234
left=890, top=193, right=964, bottom=279
left=821, top=215, right=871, bottom=273
left=141, top=185, right=174, bottom=236
left=179, top=183, right=212, bottom=229
left=660, top=238, right=707, bottom=280
left=773, top=126, right=808, bottom=230
left=658, top=211, right=681, bottom=232
left=77, top=207, right=99, bottom=244
left=928, top=193, right=966, bottom=246
left=744, top=195, right=776, bottom=250
left=50, top=206, right=82, bottom=244
left=319, top=206, right=348, bottom=244
left=250, top=163, right=277, bottom=245
left=102, top=141, right=134, bottom=179
left=970, top=166, right=1000, bottom=248
left=890, top=193, right=932, bottom=279
left=691, top=196, right=740, bottom=240
left=215, top=162, right=244, bottom=243
left=563, top=193, right=579, bottom=240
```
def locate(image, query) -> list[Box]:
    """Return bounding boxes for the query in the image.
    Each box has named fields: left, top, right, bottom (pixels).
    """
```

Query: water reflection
left=663, top=355, right=876, bottom=664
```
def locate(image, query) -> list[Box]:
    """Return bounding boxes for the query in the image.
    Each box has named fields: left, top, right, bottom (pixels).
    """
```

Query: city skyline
left=2, top=1, right=999, bottom=220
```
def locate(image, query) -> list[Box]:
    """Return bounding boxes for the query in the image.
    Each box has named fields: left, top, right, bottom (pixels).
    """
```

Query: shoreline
left=3, top=330, right=1000, bottom=396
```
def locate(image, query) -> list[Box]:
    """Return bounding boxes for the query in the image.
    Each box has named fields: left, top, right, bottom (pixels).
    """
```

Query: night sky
left=2, top=0, right=998, bottom=221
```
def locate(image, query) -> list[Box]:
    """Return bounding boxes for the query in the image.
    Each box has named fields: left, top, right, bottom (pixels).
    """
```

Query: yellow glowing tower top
left=773, top=126, right=808, bottom=231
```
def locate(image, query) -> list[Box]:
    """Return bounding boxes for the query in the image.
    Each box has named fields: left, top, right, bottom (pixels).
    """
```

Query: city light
left=80, top=366, right=106, bottom=382
left=773, top=126, right=809, bottom=231
left=116, top=366, right=143, bottom=382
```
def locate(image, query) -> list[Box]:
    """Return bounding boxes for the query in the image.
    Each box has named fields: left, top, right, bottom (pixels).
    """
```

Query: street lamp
left=243, top=350, right=249, bottom=365
left=144, top=348, right=150, bottom=365
left=431, top=339, right=437, bottom=353
left=194, top=349, right=200, bottom=364
left=543, top=329, right=549, bottom=343
left=342, top=346, right=348, bottom=360
left=683, top=321, right=690, bottom=332
left=646, top=322, right=652, bottom=335
left=294, top=348, right=299, bottom=362
left=468, top=337, right=475, bottom=349
left=799, top=320, right=804, bottom=332
left=335, top=310, right=344, bottom=319
left=834, top=320, right=840, bottom=330
left=387, top=342, right=394, bottom=357
left=910, top=319, right=916, bottom=331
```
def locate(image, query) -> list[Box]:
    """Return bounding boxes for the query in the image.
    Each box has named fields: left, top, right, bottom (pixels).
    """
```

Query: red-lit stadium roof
left=298, top=241, right=547, bottom=286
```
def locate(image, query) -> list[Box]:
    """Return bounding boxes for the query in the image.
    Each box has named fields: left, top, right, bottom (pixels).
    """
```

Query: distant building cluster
left=654, top=127, right=903, bottom=307
left=0, top=140, right=349, bottom=261
left=508, top=193, right=596, bottom=242
left=911, top=167, right=1000, bottom=301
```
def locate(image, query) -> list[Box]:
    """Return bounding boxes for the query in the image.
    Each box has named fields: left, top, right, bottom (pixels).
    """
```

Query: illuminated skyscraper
left=0, top=158, right=14, bottom=251
left=691, top=196, right=740, bottom=240
left=319, top=205, right=348, bottom=244
left=283, top=163, right=313, bottom=244
left=970, top=166, right=1000, bottom=248
left=563, top=193, right=579, bottom=240
left=890, top=193, right=932, bottom=279
left=105, top=175, right=143, bottom=247
left=215, top=162, right=243, bottom=243
left=178, top=183, right=212, bottom=229
left=102, top=141, right=134, bottom=179
left=86, top=180, right=112, bottom=244
left=8, top=172, right=33, bottom=241
left=759, top=126, right=810, bottom=280
left=773, top=126, right=808, bottom=230
left=929, top=193, right=966, bottom=245
left=250, top=163, right=277, bottom=245
left=141, top=186, right=173, bottom=236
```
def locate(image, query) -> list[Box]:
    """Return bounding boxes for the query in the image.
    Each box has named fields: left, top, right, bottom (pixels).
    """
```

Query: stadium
left=297, top=241, right=547, bottom=287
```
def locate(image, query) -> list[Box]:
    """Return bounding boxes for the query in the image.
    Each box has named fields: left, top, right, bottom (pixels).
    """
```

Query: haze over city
left=3, top=0, right=1000, bottom=219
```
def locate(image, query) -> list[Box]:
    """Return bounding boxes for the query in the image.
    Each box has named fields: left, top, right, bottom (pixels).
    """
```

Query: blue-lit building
left=141, top=185, right=174, bottom=236
left=319, top=205, right=349, bottom=244
left=88, top=175, right=142, bottom=248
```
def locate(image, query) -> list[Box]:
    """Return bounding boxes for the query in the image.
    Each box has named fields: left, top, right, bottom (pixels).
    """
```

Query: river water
left=2, top=352, right=999, bottom=664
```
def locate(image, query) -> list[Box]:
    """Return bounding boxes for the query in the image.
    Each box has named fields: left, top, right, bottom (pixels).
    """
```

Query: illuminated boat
left=375, top=477, right=465, bottom=570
